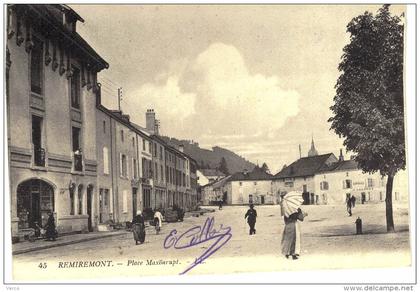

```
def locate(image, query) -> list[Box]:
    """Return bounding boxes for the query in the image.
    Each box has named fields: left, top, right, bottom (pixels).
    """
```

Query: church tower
left=308, top=135, right=319, bottom=157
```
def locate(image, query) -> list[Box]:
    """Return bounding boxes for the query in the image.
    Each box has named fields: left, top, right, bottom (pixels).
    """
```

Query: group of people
left=244, top=194, right=308, bottom=260
left=131, top=209, right=163, bottom=245
left=32, top=211, right=57, bottom=241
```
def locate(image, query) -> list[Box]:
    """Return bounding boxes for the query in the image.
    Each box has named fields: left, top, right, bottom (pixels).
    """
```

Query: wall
left=228, top=180, right=274, bottom=205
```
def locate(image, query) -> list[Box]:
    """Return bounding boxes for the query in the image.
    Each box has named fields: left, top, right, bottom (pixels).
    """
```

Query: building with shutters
left=6, top=4, right=108, bottom=236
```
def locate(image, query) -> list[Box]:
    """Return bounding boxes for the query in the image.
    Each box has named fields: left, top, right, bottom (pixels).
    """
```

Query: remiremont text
left=57, top=259, right=180, bottom=268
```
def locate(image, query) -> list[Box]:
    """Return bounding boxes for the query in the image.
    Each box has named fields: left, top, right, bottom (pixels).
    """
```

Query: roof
left=274, top=153, right=337, bottom=179
left=203, top=175, right=232, bottom=189
left=199, top=169, right=226, bottom=177
left=228, top=166, right=273, bottom=182
left=318, top=159, right=359, bottom=173
left=25, top=4, right=108, bottom=70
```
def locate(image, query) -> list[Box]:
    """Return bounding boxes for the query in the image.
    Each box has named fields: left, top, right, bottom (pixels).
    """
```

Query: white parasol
left=280, top=191, right=304, bottom=217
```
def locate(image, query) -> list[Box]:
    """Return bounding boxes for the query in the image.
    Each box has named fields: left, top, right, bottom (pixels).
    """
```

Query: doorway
left=17, top=179, right=54, bottom=229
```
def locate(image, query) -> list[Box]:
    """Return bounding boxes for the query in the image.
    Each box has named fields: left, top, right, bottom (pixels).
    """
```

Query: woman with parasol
left=280, top=191, right=307, bottom=260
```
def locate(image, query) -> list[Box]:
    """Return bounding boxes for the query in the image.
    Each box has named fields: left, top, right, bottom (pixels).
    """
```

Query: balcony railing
left=34, top=147, right=45, bottom=167
left=74, top=153, right=83, bottom=171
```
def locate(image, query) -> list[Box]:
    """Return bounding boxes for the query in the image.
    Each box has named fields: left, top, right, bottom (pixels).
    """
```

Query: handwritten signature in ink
left=163, top=217, right=232, bottom=275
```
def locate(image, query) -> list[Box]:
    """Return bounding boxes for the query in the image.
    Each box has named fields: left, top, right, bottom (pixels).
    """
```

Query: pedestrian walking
left=45, top=211, right=57, bottom=241
left=132, top=210, right=146, bottom=245
left=244, top=204, right=257, bottom=235
left=218, top=200, right=223, bottom=210
left=351, top=195, right=356, bottom=208
left=153, top=209, right=163, bottom=235
left=281, top=208, right=307, bottom=260
left=346, top=196, right=353, bottom=216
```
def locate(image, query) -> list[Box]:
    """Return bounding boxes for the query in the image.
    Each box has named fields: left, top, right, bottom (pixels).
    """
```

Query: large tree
left=328, top=5, right=405, bottom=232
left=218, top=157, right=229, bottom=175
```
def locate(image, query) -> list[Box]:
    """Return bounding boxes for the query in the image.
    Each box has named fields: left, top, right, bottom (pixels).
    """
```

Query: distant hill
left=159, top=136, right=255, bottom=174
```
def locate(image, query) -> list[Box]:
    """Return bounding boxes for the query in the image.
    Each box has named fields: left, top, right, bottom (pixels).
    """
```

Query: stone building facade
left=7, top=4, right=108, bottom=235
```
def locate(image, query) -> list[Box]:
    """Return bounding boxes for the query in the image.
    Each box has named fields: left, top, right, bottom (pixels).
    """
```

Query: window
left=72, top=127, right=81, bottom=152
left=70, top=66, right=80, bottom=108
left=32, top=115, right=45, bottom=166
left=120, top=130, right=124, bottom=142
left=30, top=36, right=43, bottom=95
left=70, top=187, right=75, bottom=215
left=154, top=143, right=157, bottom=157
left=142, top=139, right=146, bottom=151
left=160, top=146, right=163, bottom=160
left=285, top=181, right=294, bottom=187
left=120, top=154, right=127, bottom=177
left=122, top=190, right=128, bottom=213
left=155, top=162, right=158, bottom=181
left=103, top=121, right=106, bottom=133
left=320, top=181, right=329, bottom=190
left=103, top=147, right=109, bottom=174
left=344, top=179, right=352, bottom=189
left=72, top=127, right=82, bottom=171
left=149, top=141, right=152, bottom=154
left=133, top=159, right=138, bottom=178
left=132, top=137, right=135, bottom=148
left=367, top=178, right=374, bottom=188
left=77, top=186, right=83, bottom=215
left=161, top=165, right=164, bottom=182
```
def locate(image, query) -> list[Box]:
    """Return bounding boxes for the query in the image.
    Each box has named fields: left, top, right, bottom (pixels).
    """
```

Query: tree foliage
left=218, top=157, right=229, bottom=175
left=328, top=5, right=405, bottom=231
left=329, top=5, right=404, bottom=176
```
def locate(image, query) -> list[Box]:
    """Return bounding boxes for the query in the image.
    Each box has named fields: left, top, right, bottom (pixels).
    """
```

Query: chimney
left=154, top=119, right=160, bottom=135
left=146, top=109, right=156, bottom=134
left=339, top=149, right=344, bottom=161
left=178, top=144, right=184, bottom=153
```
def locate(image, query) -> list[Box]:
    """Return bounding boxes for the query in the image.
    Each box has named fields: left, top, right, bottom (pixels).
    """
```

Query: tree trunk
left=385, top=172, right=395, bottom=232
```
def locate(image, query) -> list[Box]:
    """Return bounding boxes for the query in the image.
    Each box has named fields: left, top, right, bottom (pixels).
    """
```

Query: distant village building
left=198, top=169, right=226, bottom=184
left=273, top=152, right=338, bottom=204
left=7, top=5, right=109, bottom=236
left=196, top=169, right=210, bottom=186
left=202, top=175, right=232, bottom=205
left=273, top=139, right=408, bottom=205
left=201, top=167, right=275, bottom=206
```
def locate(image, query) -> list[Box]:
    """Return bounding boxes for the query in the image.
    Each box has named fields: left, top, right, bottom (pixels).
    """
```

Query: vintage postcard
left=2, top=2, right=417, bottom=287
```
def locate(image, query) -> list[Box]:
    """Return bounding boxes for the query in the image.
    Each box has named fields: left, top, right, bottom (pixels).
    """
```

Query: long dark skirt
left=281, top=220, right=301, bottom=256
left=132, top=223, right=145, bottom=244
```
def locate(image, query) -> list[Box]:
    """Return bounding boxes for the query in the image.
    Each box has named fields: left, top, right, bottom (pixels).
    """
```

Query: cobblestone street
left=13, top=203, right=411, bottom=280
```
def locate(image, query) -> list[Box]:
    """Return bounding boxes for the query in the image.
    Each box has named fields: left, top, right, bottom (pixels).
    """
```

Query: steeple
left=308, top=135, right=319, bottom=157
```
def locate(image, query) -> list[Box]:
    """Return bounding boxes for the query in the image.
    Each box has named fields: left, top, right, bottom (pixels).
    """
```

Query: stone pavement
left=11, top=209, right=207, bottom=255
left=12, top=229, right=129, bottom=255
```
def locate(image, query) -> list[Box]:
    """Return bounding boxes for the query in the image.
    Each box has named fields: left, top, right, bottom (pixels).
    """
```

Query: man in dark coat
left=45, top=211, right=57, bottom=241
left=244, top=204, right=257, bottom=235
left=346, top=196, right=353, bottom=216
left=132, top=210, right=146, bottom=245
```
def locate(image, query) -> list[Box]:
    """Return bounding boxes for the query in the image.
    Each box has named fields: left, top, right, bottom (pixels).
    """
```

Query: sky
left=72, top=4, right=405, bottom=174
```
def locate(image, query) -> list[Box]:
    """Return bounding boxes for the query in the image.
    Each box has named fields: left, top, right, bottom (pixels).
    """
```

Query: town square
left=3, top=3, right=414, bottom=287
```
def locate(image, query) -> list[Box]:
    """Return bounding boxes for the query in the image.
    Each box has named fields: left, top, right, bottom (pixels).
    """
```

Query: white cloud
left=130, top=42, right=301, bottom=138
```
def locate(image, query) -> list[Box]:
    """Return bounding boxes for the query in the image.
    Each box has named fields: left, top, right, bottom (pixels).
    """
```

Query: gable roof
left=318, top=159, right=359, bottom=173
left=228, top=166, right=274, bottom=182
left=274, top=153, right=337, bottom=179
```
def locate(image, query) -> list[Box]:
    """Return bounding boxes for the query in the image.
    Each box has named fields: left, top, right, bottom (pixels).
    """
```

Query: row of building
left=6, top=5, right=198, bottom=237
left=201, top=138, right=408, bottom=206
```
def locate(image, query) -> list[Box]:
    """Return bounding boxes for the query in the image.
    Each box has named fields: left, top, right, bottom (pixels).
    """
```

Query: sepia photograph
left=2, top=2, right=417, bottom=288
